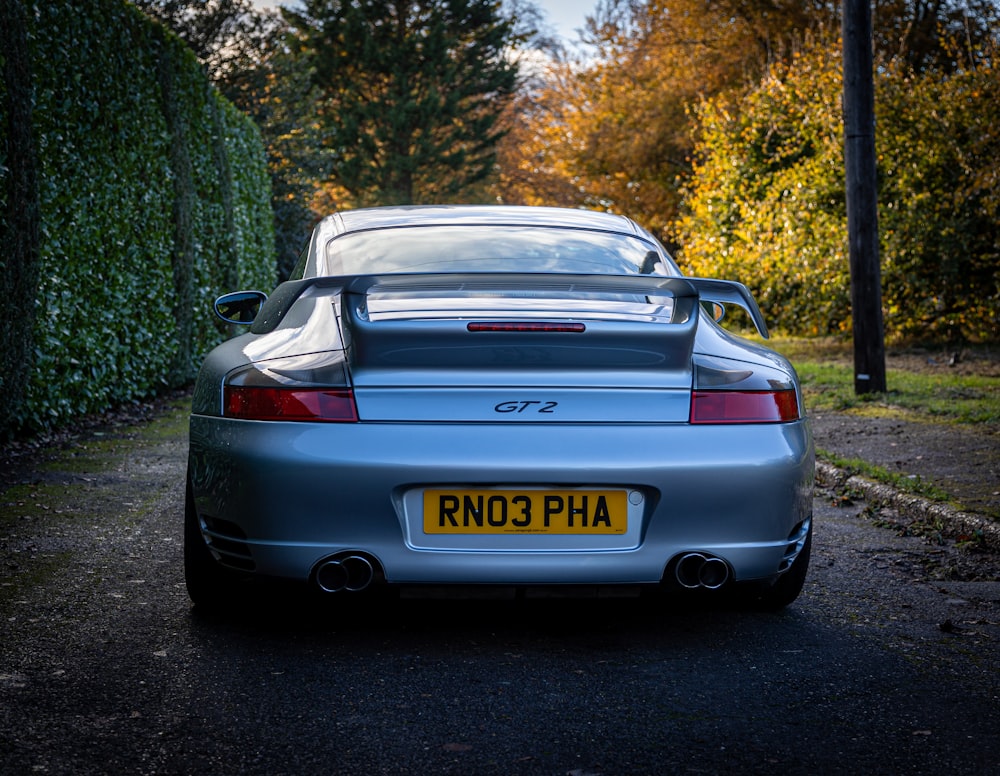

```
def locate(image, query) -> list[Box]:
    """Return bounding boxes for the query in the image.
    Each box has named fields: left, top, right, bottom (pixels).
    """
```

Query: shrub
left=677, top=40, right=1000, bottom=342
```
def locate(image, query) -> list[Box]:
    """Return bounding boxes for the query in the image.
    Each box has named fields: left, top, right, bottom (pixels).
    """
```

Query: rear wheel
left=184, top=478, right=240, bottom=609
left=742, top=524, right=812, bottom=610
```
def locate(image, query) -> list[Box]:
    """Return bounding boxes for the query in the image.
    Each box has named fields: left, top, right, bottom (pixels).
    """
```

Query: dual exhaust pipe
left=673, top=552, right=730, bottom=590
left=316, top=551, right=730, bottom=593
left=315, top=554, right=377, bottom=593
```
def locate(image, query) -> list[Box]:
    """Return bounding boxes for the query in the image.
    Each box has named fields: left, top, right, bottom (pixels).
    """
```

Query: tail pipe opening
left=314, top=553, right=379, bottom=593
left=674, top=552, right=731, bottom=590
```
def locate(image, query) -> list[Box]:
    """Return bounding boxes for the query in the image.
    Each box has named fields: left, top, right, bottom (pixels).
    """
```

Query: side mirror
left=214, top=291, right=268, bottom=325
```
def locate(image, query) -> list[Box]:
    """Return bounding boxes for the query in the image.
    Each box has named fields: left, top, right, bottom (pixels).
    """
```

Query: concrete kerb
left=815, top=461, right=1000, bottom=552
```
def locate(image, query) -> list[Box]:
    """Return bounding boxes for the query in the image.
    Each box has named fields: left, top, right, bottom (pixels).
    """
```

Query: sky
left=535, top=0, right=591, bottom=43
left=252, top=1, right=592, bottom=44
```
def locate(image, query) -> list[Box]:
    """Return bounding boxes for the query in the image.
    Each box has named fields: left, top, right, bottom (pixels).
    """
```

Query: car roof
left=318, top=205, right=647, bottom=238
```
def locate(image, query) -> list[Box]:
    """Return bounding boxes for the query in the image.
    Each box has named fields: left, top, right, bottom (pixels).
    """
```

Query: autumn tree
left=875, top=49, right=1000, bottom=340
left=678, top=44, right=850, bottom=335
left=499, top=0, right=1000, bottom=244
left=493, top=51, right=591, bottom=208
left=677, top=36, right=1000, bottom=341
left=287, top=0, right=523, bottom=207
left=495, top=0, right=840, bottom=240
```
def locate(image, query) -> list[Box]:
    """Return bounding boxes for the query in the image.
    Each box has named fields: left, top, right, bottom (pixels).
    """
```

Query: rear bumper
left=188, top=416, right=814, bottom=586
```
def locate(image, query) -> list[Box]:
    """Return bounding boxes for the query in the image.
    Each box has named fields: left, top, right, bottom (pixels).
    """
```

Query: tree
left=287, top=0, right=523, bottom=207
left=875, top=48, right=1000, bottom=341
left=492, top=54, right=593, bottom=209
left=130, top=0, right=280, bottom=84
left=498, top=0, right=1000, bottom=245
left=677, top=43, right=851, bottom=335
left=676, top=35, right=1000, bottom=342
left=495, top=0, right=840, bottom=240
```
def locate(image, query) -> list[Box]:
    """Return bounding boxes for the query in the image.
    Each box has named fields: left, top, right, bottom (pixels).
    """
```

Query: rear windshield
left=324, top=226, right=679, bottom=276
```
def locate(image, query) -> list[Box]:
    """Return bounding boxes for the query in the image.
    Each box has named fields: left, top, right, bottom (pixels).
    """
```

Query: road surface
left=1, top=403, right=998, bottom=774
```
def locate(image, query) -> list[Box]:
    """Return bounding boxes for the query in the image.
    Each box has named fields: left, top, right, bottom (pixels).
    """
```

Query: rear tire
left=184, top=477, right=239, bottom=609
left=743, top=523, right=812, bottom=610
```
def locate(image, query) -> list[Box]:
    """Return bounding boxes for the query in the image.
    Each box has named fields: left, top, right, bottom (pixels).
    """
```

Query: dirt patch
left=810, top=413, right=1000, bottom=518
left=0, top=389, right=192, bottom=494
left=0, top=393, right=190, bottom=609
left=783, top=340, right=1000, bottom=518
left=884, top=344, right=1000, bottom=377
left=795, top=341, right=1000, bottom=377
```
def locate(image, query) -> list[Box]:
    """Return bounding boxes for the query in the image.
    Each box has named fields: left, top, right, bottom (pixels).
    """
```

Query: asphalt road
left=2, top=408, right=999, bottom=775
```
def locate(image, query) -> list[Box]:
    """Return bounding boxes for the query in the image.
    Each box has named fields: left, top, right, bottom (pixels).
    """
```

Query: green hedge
left=0, top=0, right=275, bottom=437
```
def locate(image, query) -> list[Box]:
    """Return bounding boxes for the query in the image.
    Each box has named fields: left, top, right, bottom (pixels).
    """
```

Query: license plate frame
left=422, top=488, right=628, bottom=535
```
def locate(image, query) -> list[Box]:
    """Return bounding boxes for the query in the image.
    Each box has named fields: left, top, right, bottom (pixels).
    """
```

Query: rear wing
left=685, top=277, right=769, bottom=339
left=249, top=273, right=769, bottom=339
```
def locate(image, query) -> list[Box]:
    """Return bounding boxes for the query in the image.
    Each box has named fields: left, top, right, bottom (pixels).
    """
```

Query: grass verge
left=769, top=337, right=1000, bottom=424
left=817, top=448, right=959, bottom=506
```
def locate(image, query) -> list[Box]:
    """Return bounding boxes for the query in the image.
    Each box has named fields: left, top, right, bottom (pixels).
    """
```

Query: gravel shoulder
left=810, top=412, right=999, bottom=518
left=798, top=343, right=999, bottom=545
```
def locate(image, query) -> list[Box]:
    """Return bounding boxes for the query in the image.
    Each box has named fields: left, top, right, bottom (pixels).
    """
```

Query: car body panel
left=189, top=415, right=812, bottom=584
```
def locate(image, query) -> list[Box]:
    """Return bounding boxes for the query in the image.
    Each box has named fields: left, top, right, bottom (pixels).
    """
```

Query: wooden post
left=842, top=0, right=887, bottom=394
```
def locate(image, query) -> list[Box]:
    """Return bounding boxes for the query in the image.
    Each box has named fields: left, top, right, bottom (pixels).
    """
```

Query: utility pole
left=842, top=0, right=886, bottom=394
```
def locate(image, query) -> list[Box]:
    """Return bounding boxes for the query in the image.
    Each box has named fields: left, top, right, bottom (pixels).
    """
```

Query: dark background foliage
left=0, top=0, right=275, bottom=438
left=288, top=0, right=522, bottom=207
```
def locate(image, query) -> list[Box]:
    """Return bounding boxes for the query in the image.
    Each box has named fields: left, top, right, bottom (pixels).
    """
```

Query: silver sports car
left=186, top=205, right=813, bottom=608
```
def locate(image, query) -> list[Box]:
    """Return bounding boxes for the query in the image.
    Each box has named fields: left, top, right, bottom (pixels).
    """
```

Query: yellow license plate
left=423, top=489, right=627, bottom=535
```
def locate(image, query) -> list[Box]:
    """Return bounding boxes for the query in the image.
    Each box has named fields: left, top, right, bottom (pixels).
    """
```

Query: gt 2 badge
left=494, top=400, right=558, bottom=414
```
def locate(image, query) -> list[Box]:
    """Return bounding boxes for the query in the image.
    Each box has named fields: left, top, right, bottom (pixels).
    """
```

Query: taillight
left=222, top=353, right=356, bottom=422
left=225, top=386, right=358, bottom=422
left=690, top=389, right=800, bottom=424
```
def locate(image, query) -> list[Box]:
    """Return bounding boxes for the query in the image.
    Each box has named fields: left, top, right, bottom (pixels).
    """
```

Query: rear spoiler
left=685, top=277, right=769, bottom=339
left=250, top=273, right=769, bottom=339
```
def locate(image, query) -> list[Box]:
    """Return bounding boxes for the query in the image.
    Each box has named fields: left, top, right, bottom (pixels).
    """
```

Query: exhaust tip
left=699, top=557, right=730, bottom=589
left=675, top=553, right=708, bottom=589
left=673, top=552, right=730, bottom=590
left=316, top=559, right=349, bottom=593
left=314, top=553, right=379, bottom=593
left=341, top=555, right=374, bottom=592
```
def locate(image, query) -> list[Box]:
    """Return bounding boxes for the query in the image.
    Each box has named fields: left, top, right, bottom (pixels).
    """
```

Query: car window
left=323, top=226, right=679, bottom=277
left=289, top=243, right=310, bottom=281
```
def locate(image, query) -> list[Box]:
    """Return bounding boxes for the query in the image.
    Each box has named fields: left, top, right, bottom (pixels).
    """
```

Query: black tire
left=743, top=523, right=812, bottom=610
left=184, top=478, right=240, bottom=609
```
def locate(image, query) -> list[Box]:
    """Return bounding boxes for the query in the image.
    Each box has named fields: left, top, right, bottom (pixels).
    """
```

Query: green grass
left=794, top=363, right=999, bottom=423
left=817, top=450, right=957, bottom=504
left=768, top=338, right=1000, bottom=425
